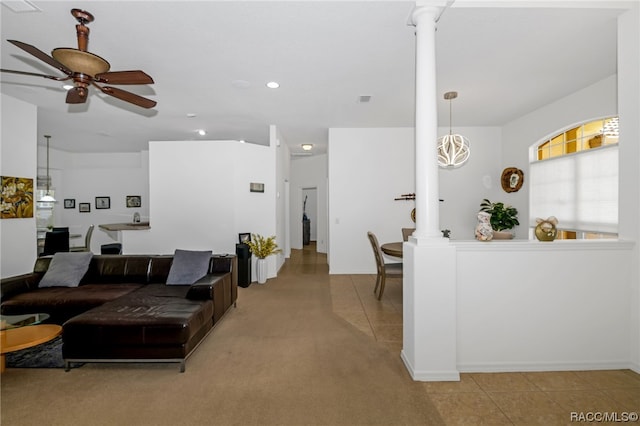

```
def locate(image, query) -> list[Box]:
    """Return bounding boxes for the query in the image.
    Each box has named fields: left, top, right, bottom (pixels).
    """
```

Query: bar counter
left=98, top=222, right=150, bottom=231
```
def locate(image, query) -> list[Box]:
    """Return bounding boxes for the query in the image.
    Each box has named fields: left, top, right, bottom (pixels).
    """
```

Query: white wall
left=501, top=75, right=618, bottom=239
left=1, top=120, right=286, bottom=282
left=0, top=94, right=38, bottom=277
left=123, top=139, right=281, bottom=280
left=439, top=126, right=503, bottom=240
left=455, top=241, right=634, bottom=372
left=328, top=128, right=415, bottom=274
left=290, top=154, right=328, bottom=253
left=497, top=50, right=638, bottom=374
left=327, top=126, right=503, bottom=274
left=50, top=150, right=150, bottom=253
left=617, top=4, right=640, bottom=373
left=274, top=126, right=290, bottom=268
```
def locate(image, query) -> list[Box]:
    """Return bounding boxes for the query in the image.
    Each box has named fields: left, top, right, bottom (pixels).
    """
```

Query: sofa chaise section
left=62, top=284, right=216, bottom=372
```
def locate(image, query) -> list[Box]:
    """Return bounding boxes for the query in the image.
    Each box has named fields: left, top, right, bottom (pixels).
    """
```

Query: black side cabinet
left=235, top=243, right=251, bottom=287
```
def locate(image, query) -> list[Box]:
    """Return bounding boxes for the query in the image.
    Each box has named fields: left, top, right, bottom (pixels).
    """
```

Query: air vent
left=359, top=95, right=372, bottom=103
left=291, top=152, right=313, bottom=157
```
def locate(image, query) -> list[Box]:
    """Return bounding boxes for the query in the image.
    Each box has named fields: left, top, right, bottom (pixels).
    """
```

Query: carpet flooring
left=0, top=250, right=443, bottom=426
left=6, top=246, right=636, bottom=425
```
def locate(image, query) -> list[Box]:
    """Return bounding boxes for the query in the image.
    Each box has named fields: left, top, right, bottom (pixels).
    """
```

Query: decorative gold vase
left=535, top=221, right=557, bottom=241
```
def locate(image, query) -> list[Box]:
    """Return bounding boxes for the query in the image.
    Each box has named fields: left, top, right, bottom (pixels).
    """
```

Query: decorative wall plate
left=411, top=208, right=416, bottom=223
left=501, top=167, right=524, bottom=193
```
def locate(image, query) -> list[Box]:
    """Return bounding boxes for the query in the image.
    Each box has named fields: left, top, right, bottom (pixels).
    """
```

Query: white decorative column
left=412, top=4, right=441, bottom=240
left=401, top=2, right=459, bottom=382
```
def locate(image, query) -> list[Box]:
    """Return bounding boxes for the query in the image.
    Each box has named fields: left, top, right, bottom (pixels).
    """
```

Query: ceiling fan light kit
left=52, top=48, right=110, bottom=76
left=437, top=91, right=470, bottom=169
left=1, top=8, right=156, bottom=109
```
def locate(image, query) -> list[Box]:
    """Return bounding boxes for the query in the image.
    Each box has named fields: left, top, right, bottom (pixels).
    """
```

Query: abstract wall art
left=1, top=176, right=34, bottom=219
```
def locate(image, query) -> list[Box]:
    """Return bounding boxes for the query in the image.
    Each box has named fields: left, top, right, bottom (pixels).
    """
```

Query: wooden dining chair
left=402, top=227, right=415, bottom=241
left=70, top=224, right=94, bottom=252
left=367, top=231, right=403, bottom=300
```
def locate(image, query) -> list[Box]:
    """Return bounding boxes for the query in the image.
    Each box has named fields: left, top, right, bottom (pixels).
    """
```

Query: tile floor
left=297, top=243, right=640, bottom=425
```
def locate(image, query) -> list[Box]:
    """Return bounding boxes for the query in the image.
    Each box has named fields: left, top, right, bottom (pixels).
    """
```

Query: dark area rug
left=5, top=336, right=82, bottom=369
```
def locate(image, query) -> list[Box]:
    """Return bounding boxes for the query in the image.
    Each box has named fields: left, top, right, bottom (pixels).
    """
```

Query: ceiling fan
left=0, top=8, right=156, bottom=109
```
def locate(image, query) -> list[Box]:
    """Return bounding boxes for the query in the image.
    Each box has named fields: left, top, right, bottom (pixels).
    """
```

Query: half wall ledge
left=452, top=239, right=635, bottom=252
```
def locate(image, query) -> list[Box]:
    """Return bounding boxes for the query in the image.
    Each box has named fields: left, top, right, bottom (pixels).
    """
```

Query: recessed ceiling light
left=266, top=81, right=280, bottom=89
left=197, top=129, right=206, bottom=136
left=239, top=140, right=246, bottom=143
left=301, top=144, right=313, bottom=151
left=187, top=113, right=197, bottom=118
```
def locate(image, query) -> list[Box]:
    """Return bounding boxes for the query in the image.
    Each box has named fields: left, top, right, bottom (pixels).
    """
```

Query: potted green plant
left=479, top=199, right=519, bottom=239
left=245, top=234, right=282, bottom=283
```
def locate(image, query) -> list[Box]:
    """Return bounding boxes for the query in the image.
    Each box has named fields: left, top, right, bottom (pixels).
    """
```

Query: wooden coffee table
left=0, top=324, right=62, bottom=372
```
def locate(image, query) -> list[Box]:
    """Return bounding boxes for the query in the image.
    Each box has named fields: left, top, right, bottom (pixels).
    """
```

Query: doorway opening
left=302, top=187, right=317, bottom=247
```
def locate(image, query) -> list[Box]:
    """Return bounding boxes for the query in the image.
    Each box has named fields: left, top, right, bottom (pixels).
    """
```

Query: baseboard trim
left=400, top=350, right=461, bottom=382
left=400, top=353, right=638, bottom=379
left=458, top=360, right=633, bottom=373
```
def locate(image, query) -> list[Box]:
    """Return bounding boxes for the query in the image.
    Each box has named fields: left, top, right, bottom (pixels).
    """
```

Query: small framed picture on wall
left=126, top=195, right=141, bottom=208
left=64, top=199, right=75, bottom=209
left=79, top=203, right=90, bottom=213
left=95, top=196, right=110, bottom=209
left=238, top=233, right=251, bottom=244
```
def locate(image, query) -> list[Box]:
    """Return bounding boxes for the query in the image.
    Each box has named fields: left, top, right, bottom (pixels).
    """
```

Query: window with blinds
left=529, top=117, right=619, bottom=238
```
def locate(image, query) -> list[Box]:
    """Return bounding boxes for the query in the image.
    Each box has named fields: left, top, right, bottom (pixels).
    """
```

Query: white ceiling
left=0, top=1, right=629, bottom=155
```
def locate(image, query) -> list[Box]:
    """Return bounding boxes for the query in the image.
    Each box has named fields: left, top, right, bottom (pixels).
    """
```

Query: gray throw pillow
left=166, top=249, right=212, bottom=285
left=38, top=252, right=93, bottom=288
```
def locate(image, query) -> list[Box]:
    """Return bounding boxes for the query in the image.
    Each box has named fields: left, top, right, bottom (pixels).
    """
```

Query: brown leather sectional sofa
left=0, top=254, right=237, bottom=372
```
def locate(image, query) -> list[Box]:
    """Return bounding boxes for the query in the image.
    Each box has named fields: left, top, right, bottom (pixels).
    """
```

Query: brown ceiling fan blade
left=98, top=85, right=157, bottom=109
left=94, top=70, right=154, bottom=85
left=0, top=68, right=72, bottom=81
left=66, top=87, right=88, bottom=104
left=8, top=40, right=73, bottom=76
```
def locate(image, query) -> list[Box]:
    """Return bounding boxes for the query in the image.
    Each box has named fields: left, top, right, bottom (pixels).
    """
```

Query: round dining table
left=380, top=242, right=403, bottom=258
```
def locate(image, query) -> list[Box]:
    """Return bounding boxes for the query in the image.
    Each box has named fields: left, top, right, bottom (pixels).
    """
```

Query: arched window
left=529, top=117, right=618, bottom=239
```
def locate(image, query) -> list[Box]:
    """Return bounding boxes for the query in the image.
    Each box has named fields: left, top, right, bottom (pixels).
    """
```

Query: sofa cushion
left=166, top=249, right=211, bottom=285
left=38, top=252, right=93, bottom=288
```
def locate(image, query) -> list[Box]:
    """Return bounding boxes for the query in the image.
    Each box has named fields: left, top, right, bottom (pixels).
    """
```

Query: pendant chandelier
left=437, top=91, right=470, bottom=168
left=40, top=135, right=56, bottom=202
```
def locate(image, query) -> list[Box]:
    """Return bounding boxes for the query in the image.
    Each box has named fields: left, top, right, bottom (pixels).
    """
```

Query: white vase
left=256, top=258, right=267, bottom=284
